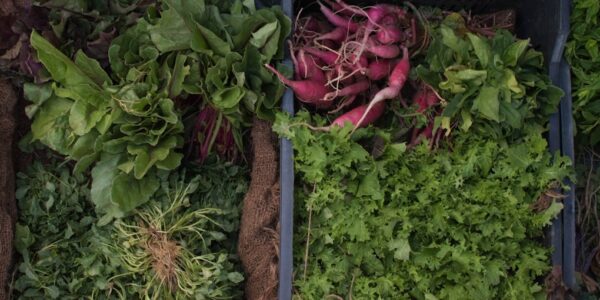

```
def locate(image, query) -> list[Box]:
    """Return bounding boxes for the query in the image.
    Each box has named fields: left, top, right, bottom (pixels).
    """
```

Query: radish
left=351, top=85, right=400, bottom=130
left=413, top=85, right=440, bottom=112
left=347, top=53, right=369, bottom=69
left=305, top=47, right=339, bottom=66
left=351, top=47, right=410, bottom=130
left=315, top=27, right=348, bottom=43
left=366, top=40, right=400, bottom=59
left=322, top=0, right=344, bottom=12
left=322, top=39, right=339, bottom=49
left=413, top=89, right=429, bottom=113
left=322, top=0, right=356, bottom=17
left=319, top=1, right=359, bottom=32
left=347, top=5, right=387, bottom=63
left=329, top=94, right=358, bottom=114
left=334, top=1, right=389, bottom=24
left=389, top=47, right=410, bottom=87
left=331, top=101, right=385, bottom=128
left=298, top=50, right=326, bottom=82
left=376, top=25, right=404, bottom=44
left=380, top=14, right=399, bottom=26
left=264, top=64, right=330, bottom=104
left=323, top=80, right=370, bottom=101
left=410, top=123, right=434, bottom=146
left=301, top=16, right=330, bottom=33
left=301, top=17, right=320, bottom=32
left=290, top=48, right=302, bottom=78
left=365, top=59, right=394, bottom=81
left=334, top=2, right=403, bottom=56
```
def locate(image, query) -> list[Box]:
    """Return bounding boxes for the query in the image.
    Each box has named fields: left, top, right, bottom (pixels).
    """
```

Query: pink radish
left=352, top=46, right=410, bottom=129
left=332, top=101, right=385, bottom=128
left=319, top=1, right=359, bottom=32
left=343, top=4, right=387, bottom=63
left=321, top=39, right=339, bottom=50
left=349, top=53, right=369, bottom=69
left=389, top=47, right=410, bottom=87
left=352, top=86, right=400, bottom=130
left=413, top=85, right=440, bottom=112
left=322, top=0, right=356, bottom=17
left=365, top=59, right=393, bottom=81
left=329, top=94, right=358, bottom=114
left=264, top=64, right=330, bottom=104
left=410, top=123, right=434, bottom=146
left=323, top=80, right=370, bottom=101
left=315, top=27, right=348, bottom=43
left=366, top=40, right=400, bottom=59
left=298, top=50, right=326, bottom=82
left=290, top=48, right=302, bottom=78
left=301, top=16, right=330, bottom=33
left=334, top=1, right=407, bottom=63
left=376, top=25, right=403, bottom=44
left=300, top=17, right=319, bottom=32
left=422, top=124, right=433, bottom=139
left=305, top=47, right=339, bottom=66
left=413, top=89, right=429, bottom=113
left=334, top=1, right=389, bottom=24
left=380, top=14, right=399, bottom=26
left=340, top=73, right=356, bottom=86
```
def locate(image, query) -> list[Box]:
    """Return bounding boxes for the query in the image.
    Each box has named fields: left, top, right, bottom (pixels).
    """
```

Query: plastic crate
left=277, top=0, right=574, bottom=298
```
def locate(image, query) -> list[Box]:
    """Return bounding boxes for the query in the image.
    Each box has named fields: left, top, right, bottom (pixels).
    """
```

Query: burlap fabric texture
left=0, top=80, right=17, bottom=300
left=238, top=118, right=280, bottom=300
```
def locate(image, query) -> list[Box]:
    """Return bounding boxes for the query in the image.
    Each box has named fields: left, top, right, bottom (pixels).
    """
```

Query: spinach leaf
left=416, top=15, right=563, bottom=140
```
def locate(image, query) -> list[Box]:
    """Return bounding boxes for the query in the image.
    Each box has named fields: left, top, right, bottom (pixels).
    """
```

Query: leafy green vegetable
left=566, top=0, right=600, bottom=294
left=12, top=160, right=121, bottom=299
left=12, top=158, right=248, bottom=299
left=566, top=0, right=600, bottom=145
left=108, top=0, right=290, bottom=124
left=416, top=14, right=563, bottom=139
left=27, top=31, right=183, bottom=220
left=275, top=111, right=571, bottom=299
left=25, top=1, right=290, bottom=218
left=109, top=168, right=246, bottom=299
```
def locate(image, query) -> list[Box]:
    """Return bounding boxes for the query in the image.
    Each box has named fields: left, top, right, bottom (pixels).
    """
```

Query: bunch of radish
left=266, top=0, right=426, bottom=130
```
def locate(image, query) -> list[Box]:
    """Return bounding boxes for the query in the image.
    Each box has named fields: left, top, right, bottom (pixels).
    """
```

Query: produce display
left=0, top=0, right=580, bottom=299
left=3, top=0, right=289, bottom=299
left=567, top=0, right=600, bottom=146
left=23, top=0, right=289, bottom=222
left=566, top=0, right=600, bottom=297
left=13, top=159, right=247, bottom=299
left=272, top=1, right=571, bottom=299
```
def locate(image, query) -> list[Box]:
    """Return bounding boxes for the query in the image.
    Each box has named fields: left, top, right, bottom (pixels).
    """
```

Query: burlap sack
left=238, top=118, right=280, bottom=300
left=0, top=80, right=17, bottom=300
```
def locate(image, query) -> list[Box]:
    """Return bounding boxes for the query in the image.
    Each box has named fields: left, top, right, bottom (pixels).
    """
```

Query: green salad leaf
left=12, top=158, right=248, bottom=299
left=275, top=111, right=571, bottom=299
left=416, top=14, right=563, bottom=139
left=566, top=0, right=600, bottom=145
left=28, top=30, right=183, bottom=220
left=24, top=1, right=289, bottom=218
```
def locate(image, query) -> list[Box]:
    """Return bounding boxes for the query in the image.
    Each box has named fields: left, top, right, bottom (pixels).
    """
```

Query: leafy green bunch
left=41, top=0, right=150, bottom=61
left=275, top=111, right=571, bottom=299
left=566, top=0, right=600, bottom=145
left=24, top=0, right=289, bottom=220
left=12, top=159, right=248, bottom=299
left=416, top=14, right=563, bottom=140
left=26, top=31, right=182, bottom=222
left=109, top=172, right=245, bottom=299
left=12, top=160, right=120, bottom=299
left=109, top=0, right=290, bottom=132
